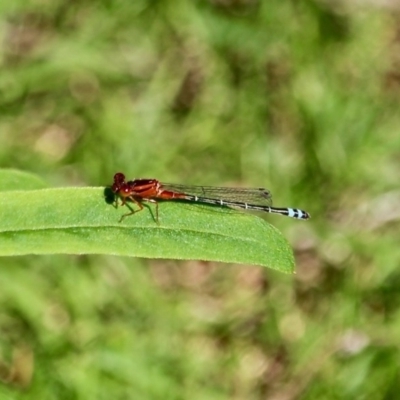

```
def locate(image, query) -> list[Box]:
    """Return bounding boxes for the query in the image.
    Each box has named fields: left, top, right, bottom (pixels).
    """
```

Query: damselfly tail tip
left=284, top=208, right=310, bottom=220
left=296, top=209, right=310, bottom=220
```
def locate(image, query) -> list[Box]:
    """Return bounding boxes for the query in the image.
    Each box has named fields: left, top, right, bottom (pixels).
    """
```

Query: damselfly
left=111, top=172, right=310, bottom=222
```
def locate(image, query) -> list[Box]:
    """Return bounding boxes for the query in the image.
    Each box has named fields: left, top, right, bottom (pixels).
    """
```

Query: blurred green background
left=1, top=0, right=400, bottom=398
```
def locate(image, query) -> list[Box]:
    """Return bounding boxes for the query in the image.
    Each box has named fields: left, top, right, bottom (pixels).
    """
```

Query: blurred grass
left=1, top=0, right=400, bottom=399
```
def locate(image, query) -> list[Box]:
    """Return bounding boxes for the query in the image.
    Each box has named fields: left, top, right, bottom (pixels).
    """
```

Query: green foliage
left=0, top=1, right=399, bottom=399
left=0, top=169, right=294, bottom=272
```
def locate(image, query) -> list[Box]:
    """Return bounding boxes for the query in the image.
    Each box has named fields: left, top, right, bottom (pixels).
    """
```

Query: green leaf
left=0, top=170, right=295, bottom=272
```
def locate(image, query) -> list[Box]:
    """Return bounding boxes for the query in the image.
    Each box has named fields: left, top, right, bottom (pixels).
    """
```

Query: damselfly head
left=113, top=172, right=126, bottom=184
left=111, top=183, right=118, bottom=194
left=111, top=173, right=124, bottom=193
left=112, top=173, right=127, bottom=193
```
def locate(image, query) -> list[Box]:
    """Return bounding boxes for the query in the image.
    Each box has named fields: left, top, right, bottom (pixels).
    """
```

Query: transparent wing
left=160, top=183, right=273, bottom=206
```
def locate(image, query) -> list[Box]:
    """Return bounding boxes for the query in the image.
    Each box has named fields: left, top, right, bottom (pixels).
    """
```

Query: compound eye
left=113, top=172, right=125, bottom=183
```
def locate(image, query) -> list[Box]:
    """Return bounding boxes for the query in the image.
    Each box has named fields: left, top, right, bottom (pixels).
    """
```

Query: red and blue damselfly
left=111, top=172, right=310, bottom=222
